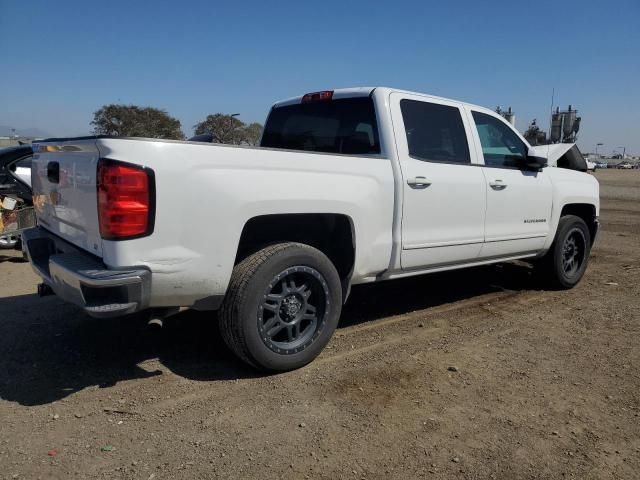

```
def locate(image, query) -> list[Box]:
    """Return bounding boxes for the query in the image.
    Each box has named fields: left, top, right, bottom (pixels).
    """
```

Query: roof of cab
left=271, top=86, right=498, bottom=117
left=272, top=87, right=376, bottom=108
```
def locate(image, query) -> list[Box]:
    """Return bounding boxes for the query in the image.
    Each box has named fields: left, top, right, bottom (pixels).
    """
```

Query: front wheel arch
left=559, top=203, right=598, bottom=244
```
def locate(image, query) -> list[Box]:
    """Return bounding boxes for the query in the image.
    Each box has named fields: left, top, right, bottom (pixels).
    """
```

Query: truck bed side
left=32, top=137, right=395, bottom=309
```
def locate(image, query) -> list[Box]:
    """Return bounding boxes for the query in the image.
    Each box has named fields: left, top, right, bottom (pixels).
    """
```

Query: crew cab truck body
left=24, top=87, right=599, bottom=370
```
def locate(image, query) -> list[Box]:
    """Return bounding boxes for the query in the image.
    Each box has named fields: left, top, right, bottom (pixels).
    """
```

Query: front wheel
left=219, top=242, right=342, bottom=371
left=536, top=215, right=591, bottom=289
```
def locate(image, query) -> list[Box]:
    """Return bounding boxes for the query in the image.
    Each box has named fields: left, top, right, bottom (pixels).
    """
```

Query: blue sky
left=1, top=0, right=639, bottom=154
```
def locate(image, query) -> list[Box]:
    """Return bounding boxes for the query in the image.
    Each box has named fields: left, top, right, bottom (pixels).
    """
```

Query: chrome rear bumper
left=22, top=227, right=150, bottom=318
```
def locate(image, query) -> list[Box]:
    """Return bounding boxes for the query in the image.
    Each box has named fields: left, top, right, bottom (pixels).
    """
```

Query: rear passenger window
left=400, top=99, right=470, bottom=164
left=472, top=111, right=527, bottom=168
left=261, top=97, right=380, bottom=155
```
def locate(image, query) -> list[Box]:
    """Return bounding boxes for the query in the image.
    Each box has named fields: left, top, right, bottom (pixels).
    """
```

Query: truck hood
left=530, top=143, right=587, bottom=171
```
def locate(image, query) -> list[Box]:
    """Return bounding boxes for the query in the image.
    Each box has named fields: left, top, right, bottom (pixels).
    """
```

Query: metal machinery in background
left=550, top=105, right=581, bottom=143
left=495, top=106, right=516, bottom=126
left=523, top=105, right=581, bottom=146
left=523, top=119, right=548, bottom=146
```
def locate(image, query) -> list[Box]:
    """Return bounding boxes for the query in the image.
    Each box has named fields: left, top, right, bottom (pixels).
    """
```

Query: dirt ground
left=1, top=169, right=639, bottom=480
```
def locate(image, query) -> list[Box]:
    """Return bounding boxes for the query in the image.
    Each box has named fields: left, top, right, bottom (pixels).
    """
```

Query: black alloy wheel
left=219, top=242, right=342, bottom=371
left=561, top=228, right=586, bottom=279
left=259, top=266, right=329, bottom=355
left=536, top=214, right=591, bottom=289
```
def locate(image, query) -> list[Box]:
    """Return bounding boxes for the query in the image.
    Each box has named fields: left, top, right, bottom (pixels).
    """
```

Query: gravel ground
left=1, top=169, right=638, bottom=479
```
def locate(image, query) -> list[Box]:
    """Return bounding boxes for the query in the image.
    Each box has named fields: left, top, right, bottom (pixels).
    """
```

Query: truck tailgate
left=31, top=140, right=103, bottom=257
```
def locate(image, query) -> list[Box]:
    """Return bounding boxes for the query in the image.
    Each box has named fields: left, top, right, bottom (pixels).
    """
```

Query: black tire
left=537, top=215, right=591, bottom=289
left=219, top=242, right=342, bottom=371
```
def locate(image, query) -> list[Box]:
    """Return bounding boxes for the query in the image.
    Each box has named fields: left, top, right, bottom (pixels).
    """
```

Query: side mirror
left=525, top=148, right=547, bottom=170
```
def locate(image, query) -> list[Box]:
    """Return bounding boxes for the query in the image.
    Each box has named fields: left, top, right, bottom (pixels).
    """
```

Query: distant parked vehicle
left=617, top=161, right=633, bottom=169
left=586, top=160, right=596, bottom=172
left=593, top=161, right=607, bottom=169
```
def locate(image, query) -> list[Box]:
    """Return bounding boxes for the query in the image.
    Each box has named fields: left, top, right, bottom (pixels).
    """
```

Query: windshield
left=261, top=97, right=380, bottom=155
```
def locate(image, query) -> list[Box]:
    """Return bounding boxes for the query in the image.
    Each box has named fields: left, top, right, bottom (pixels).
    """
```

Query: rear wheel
left=219, top=242, right=342, bottom=371
left=537, top=215, right=591, bottom=289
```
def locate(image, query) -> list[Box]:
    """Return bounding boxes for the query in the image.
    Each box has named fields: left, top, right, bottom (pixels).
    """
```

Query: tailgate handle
left=47, top=161, right=60, bottom=184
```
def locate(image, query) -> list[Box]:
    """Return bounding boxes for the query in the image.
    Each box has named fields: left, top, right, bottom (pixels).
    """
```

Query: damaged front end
left=529, top=143, right=588, bottom=172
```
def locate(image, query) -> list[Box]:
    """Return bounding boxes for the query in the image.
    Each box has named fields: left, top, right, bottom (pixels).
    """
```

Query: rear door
left=466, top=109, right=552, bottom=258
left=31, top=140, right=103, bottom=256
left=390, top=92, right=486, bottom=270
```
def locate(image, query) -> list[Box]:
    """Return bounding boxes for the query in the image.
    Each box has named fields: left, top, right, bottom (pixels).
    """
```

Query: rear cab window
left=261, top=97, right=380, bottom=155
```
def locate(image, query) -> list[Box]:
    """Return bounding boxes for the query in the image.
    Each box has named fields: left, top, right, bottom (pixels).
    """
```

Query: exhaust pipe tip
left=147, top=318, right=163, bottom=329
left=146, top=307, right=182, bottom=329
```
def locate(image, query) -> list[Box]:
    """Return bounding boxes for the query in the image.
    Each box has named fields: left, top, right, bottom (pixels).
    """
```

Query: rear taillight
left=97, top=159, right=154, bottom=240
left=301, top=90, right=333, bottom=103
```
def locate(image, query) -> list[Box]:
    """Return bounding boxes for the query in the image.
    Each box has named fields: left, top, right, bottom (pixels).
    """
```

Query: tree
left=91, top=104, right=185, bottom=140
left=242, top=122, right=263, bottom=146
left=193, top=114, right=263, bottom=145
left=193, top=114, right=245, bottom=144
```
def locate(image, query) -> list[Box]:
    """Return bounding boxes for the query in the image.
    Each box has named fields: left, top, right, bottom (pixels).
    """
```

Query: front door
left=467, top=109, right=552, bottom=258
left=390, top=93, right=487, bottom=270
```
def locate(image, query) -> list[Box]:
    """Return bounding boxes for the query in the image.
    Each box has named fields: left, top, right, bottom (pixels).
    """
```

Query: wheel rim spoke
left=565, top=258, right=573, bottom=273
left=267, top=293, right=283, bottom=302
left=262, top=315, right=279, bottom=332
left=267, top=322, right=285, bottom=338
left=263, top=301, right=279, bottom=313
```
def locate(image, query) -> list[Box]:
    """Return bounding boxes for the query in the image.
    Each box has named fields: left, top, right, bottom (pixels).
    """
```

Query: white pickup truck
left=23, top=87, right=599, bottom=371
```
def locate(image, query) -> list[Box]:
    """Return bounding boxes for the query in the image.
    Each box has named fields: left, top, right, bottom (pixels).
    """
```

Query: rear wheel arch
left=234, top=213, right=356, bottom=293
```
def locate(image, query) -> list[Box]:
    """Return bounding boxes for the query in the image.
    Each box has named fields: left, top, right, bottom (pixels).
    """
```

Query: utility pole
left=595, top=143, right=603, bottom=158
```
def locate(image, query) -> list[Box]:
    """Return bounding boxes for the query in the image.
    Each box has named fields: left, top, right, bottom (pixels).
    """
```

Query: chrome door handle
left=489, top=180, right=507, bottom=190
left=407, top=176, right=431, bottom=188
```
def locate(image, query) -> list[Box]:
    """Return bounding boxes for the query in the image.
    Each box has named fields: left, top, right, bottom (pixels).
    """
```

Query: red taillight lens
left=98, top=160, right=153, bottom=240
left=301, top=90, right=333, bottom=103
